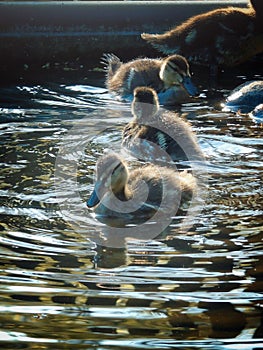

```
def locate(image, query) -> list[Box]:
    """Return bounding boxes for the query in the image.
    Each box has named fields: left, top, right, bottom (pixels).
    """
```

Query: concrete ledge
left=0, top=1, right=250, bottom=83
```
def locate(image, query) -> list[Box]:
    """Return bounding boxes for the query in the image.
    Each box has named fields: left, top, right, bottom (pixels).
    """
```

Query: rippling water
left=0, top=68, right=262, bottom=349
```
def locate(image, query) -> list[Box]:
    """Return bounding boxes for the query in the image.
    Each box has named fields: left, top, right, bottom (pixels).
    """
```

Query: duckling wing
left=150, top=128, right=189, bottom=162
left=105, top=58, right=164, bottom=96
left=123, top=123, right=188, bottom=163
left=129, top=166, right=190, bottom=216
left=122, top=123, right=161, bottom=161
left=129, top=168, right=163, bottom=207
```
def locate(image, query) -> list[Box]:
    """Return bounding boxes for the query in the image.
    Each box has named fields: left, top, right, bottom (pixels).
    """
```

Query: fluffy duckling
left=222, top=80, right=263, bottom=113
left=122, top=87, right=203, bottom=165
left=101, top=53, right=198, bottom=105
left=87, top=152, right=196, bottom=220
left=141, top=0, right=263, bottom=75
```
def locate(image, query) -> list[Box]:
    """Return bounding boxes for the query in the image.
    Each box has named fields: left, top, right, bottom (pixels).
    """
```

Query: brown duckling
left=141, top=0, right=263, bottom=75
left=86, top=152, right=196, bottom=220
left=101, top=53, right=198, bottom=105
left=122, top=86, right=203, bottom=165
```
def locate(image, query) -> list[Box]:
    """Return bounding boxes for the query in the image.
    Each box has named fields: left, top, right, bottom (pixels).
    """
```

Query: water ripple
left=0, top=75, right=262, bottom=348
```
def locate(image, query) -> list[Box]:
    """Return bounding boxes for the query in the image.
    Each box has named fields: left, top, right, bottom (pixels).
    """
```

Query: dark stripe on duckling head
left=98, top=154, right=128, bottom=194
left=87, top=153, right=125, bottom=208
left=165, top=56, right=198, bottom=96
left=111, top=162, right=124, bottom=178
left=166, top=55, right=190, bottom=74
left=107, top=160, right=129, bottom=201
left=166, top=61, right=179, bottom=74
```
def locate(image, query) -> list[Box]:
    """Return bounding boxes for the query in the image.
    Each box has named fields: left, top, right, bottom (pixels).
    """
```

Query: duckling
left=122, top=86, right=203, bottom=165
left=222, top=80, right=263, bottom=113
left=101, top=53, right=198, bottom=105
left=141, top=0, right=263, bottom=75
left=87, top=152, right=196, bottom=220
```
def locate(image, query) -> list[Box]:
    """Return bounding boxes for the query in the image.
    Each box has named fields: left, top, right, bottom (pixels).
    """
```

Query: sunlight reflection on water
left=0, top=69, right=262, bottom=349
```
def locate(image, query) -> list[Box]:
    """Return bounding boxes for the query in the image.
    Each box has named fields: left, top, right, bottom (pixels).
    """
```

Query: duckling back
left=102, top=56, right=163, bottom=96
left=141, top=4, right=262, bottom=68
left=129, top=165, right=196, bottom=213
left=123, top=110, right=203, bottom=165
left=101, top=53, right=198, bottom=105
left=87, top=152, right=196, bottom=223
left=122, top=86, right=203, bottom=165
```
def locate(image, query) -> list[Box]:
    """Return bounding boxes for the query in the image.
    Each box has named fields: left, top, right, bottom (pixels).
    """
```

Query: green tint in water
left=0, top=72, right=262, bottom=349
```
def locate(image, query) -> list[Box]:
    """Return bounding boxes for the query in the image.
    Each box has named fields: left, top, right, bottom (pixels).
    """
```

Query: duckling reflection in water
left=87, top=152, right=196, bottom=222
left=222, top=80, right=263, bottom=114
left=122, top=86, right=203, bottom=166
left=101, top=53, right=198, bottom=105
left=141, top=0, right=263, bottom=76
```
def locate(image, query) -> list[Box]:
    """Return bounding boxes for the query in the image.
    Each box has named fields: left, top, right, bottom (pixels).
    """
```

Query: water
left=0, top=67, right=262, bottom=349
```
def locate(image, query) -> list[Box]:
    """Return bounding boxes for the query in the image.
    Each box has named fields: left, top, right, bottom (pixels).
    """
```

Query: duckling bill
left=101, top=53, right=198, bottom=105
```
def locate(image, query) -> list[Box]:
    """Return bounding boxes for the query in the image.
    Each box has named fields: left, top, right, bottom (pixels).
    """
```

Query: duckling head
left=87, top=153, right=129, bottom=208
left=132, top=87, right=159, bottom=121
left=159, top=55, right=198, bottom=96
